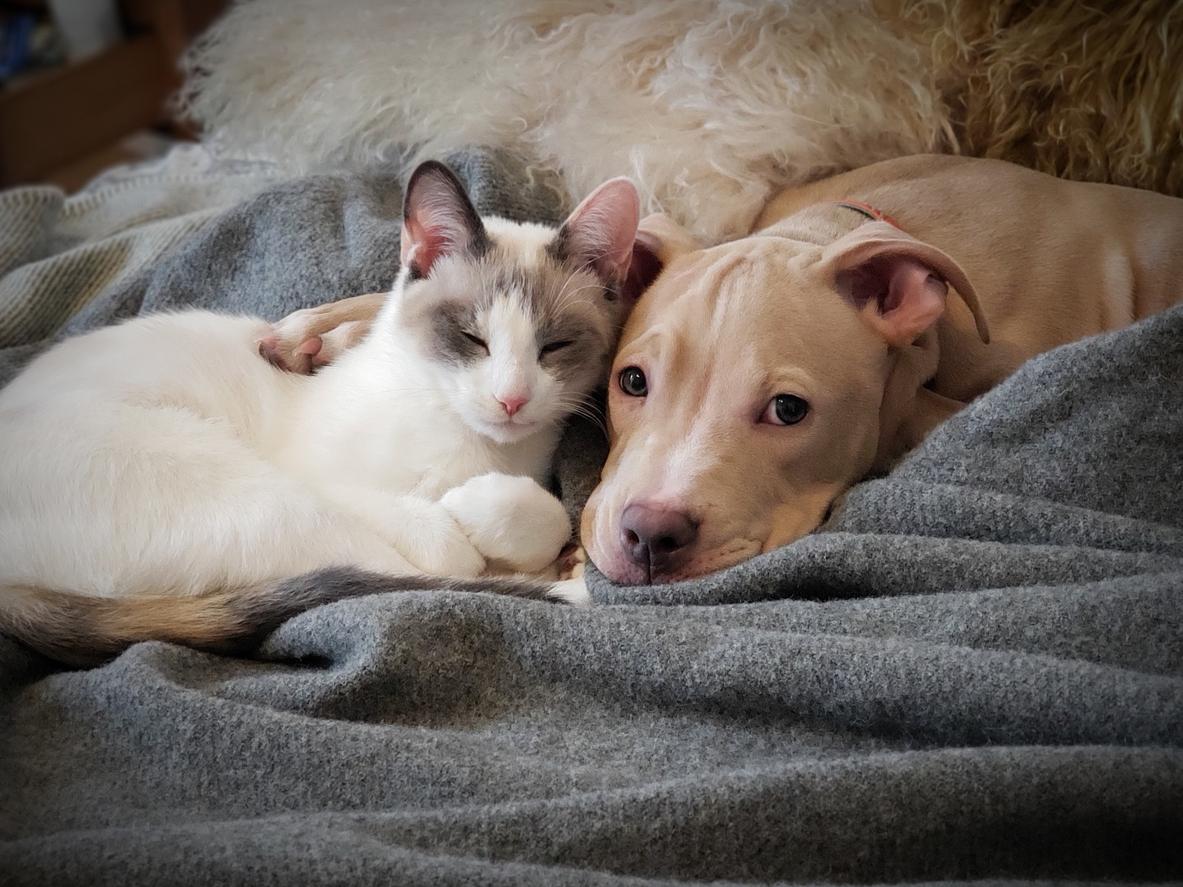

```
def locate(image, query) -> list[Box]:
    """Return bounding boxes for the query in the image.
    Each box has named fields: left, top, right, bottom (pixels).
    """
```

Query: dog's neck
left=758, top=201, right=887, bottom=247
left=765, top=199, right=1020, bottom=386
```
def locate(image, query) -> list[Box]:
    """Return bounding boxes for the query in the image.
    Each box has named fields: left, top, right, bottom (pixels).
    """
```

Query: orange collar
left=835, top=200, right=903, bottom=230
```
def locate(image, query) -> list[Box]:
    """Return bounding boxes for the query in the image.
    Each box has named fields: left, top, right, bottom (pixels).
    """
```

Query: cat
left=0, top=161, right=641, bottom=666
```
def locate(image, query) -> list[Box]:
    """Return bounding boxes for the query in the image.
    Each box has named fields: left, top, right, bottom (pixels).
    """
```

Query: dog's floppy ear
left=825, top=223, right=990, bottom=346
left=636, top=213, right=702, bottom=264
left=622, top=213, right=703, bottom=302
left=554, top=177, right=641, bottom=287
left=401, top=161, right=488, bottom=277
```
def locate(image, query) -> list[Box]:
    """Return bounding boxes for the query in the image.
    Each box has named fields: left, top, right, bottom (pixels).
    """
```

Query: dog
left=265, top=155, right=1183, bottom=586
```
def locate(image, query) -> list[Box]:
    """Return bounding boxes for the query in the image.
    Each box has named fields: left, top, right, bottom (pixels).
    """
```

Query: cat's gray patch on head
left=536, top=316, right=602, bottom=385
left=399, top=226, right=629, bottom=388
left=497, top=245, right=623, bottom=389
left=495, top=240, right=622, bottom=344
left=398, top=255, right=490, bottom=367
left=545, top=228, right=619, bottom=304
left=428, top=300, right=485, bottom=366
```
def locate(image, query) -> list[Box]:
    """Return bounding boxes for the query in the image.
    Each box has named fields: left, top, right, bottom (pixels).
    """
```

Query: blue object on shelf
left=1, top=14, right=37, bottom=82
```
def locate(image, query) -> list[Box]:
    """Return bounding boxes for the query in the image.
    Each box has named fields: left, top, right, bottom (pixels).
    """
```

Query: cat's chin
left=468, top=417, right=547, bottom=445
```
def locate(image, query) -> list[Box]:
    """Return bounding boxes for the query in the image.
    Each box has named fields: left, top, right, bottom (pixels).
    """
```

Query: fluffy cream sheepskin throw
left=180, top=0, right=1181, bottom=242
left=882, top=0, right=1183, bottom=204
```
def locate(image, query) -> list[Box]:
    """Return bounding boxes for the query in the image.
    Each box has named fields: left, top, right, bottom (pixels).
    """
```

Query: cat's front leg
left=319, top=484, right=487, bottom=578
left=440, top=473, right=572, bottom=574
left=259, top=292, right=386, bottom=373
left=388, top=495, right=491, bottom=578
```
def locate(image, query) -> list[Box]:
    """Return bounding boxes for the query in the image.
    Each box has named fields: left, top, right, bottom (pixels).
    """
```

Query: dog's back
left=758, top=155, right=1183, bottom=359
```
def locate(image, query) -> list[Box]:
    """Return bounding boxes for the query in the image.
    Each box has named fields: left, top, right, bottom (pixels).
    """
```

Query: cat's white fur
left=0, top=298, right=566, bottom=603
left=0, top=169, right=641, bottom=640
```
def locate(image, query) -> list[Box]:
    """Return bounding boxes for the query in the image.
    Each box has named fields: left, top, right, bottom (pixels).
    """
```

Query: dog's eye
left=763, top=394, right=809, bottom=426
left=619, top=366, right=648, bottom=397
left=462, top=332, right=489, bottom=354
left=539, top=339, right=573, bottom=358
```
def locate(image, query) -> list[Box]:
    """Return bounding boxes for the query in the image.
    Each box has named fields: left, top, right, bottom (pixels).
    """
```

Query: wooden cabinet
left=0, top=0, right=227, bottom=187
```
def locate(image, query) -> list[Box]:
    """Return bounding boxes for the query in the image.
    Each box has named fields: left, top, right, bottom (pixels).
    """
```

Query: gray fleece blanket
left=1, top=150, right=1181, bottom=885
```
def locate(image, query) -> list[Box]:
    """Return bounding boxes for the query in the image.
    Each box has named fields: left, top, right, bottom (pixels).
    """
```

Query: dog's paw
left=258, top=330, right=323, bottom=374
left=440, top=473, right=571, bottom=574
left=260, top=305, right=370, bottom=374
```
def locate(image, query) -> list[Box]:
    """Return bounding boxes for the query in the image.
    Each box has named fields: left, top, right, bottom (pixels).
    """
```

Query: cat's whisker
left=551, top=269, right=606, bottom=314
left=553, top=283, right=606, bottom=313
left=573, top=414, right=608, bottom=436
left=553, top=267, right=583, bottom=307
left=551, top=397, right=608, bottom=435
left=556, top=281, right=605, bottom=306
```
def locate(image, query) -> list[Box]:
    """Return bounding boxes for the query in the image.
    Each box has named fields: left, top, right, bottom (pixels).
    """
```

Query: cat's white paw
left=393, top=497, right=487, bottom=578
left=440, top=473, right=572, bottom=574
left=549, top=577, right=591, bottom=607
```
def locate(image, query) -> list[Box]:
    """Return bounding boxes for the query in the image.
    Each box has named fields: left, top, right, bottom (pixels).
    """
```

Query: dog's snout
left=620, top=503, right=698, bottom=578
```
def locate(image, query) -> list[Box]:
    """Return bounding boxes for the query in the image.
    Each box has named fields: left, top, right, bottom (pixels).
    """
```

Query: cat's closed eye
left=539, top=340, right=574, bottom=358
left=463, top=332, right=490, bottom=354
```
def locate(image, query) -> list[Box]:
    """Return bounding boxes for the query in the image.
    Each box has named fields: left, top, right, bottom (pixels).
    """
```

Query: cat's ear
left=553, top=178, right=641, bottom=286
left=401, top=161, right=489, bottom=278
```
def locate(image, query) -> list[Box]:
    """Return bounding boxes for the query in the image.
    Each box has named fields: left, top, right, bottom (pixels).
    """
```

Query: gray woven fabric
left=1, top=155, right=1181, bottom=885
left=0, top=146, right=284, bottom=355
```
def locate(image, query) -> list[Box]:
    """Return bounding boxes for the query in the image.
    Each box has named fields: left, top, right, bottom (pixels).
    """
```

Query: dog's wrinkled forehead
left=623, top=236, right=827, bottom=345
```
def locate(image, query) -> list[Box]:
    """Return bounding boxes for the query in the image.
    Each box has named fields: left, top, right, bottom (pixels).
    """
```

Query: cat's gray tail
left=0, top=569, right=572, bottom=668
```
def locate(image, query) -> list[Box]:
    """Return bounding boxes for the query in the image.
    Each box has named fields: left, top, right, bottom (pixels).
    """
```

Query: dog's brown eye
left=619, top=366, right=648, bottom=397
left=763, top=394, right=809, bottom=426
left=539, top=339, right=573, bottom=357
left=463, top=332, right=489, bottom=353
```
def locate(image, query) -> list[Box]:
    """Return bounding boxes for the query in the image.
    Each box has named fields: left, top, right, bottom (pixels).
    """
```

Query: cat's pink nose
left=497, top=395, right=529, bottom=417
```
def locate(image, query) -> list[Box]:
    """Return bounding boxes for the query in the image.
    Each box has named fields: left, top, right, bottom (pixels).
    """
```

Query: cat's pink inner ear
left=401, top=162, right=485, bottom=277
left=400, top=207, right=462, bottom=274
left=558, top=177, right=641, bottom=284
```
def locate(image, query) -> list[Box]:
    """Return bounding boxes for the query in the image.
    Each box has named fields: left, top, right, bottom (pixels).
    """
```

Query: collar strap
left=834, top=200, right=903, bottom=230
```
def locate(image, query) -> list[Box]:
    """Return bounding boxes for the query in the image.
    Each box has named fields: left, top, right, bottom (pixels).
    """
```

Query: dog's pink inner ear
left=837, top=255, right=948, bottom=347
left=400, top=162, right=486, bottom=277
left=557, top=177, right=641, bottom=285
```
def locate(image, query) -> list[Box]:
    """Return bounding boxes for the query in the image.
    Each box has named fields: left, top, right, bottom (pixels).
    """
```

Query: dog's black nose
left=620, top=503, right=698, bottom=578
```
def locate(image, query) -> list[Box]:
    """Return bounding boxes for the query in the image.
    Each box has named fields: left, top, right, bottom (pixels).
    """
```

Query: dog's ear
left=401, top=161, right=488, bottom=277
left=636, top=213, right=701, bottom=264
left=622, top=213, right=703, bottom=302
left=623, top=234, right=663, bottom=303
left=825, top=223, right=990, bottom=346
left=554, top=178, right=641, bottom=287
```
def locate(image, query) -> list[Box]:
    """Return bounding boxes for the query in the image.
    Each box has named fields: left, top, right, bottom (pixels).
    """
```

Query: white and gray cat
left=0, top=161, right=641, bottom=665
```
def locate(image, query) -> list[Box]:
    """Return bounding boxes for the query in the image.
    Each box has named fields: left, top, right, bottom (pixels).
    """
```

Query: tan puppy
left=268, top=155, right=1183, bottom=585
